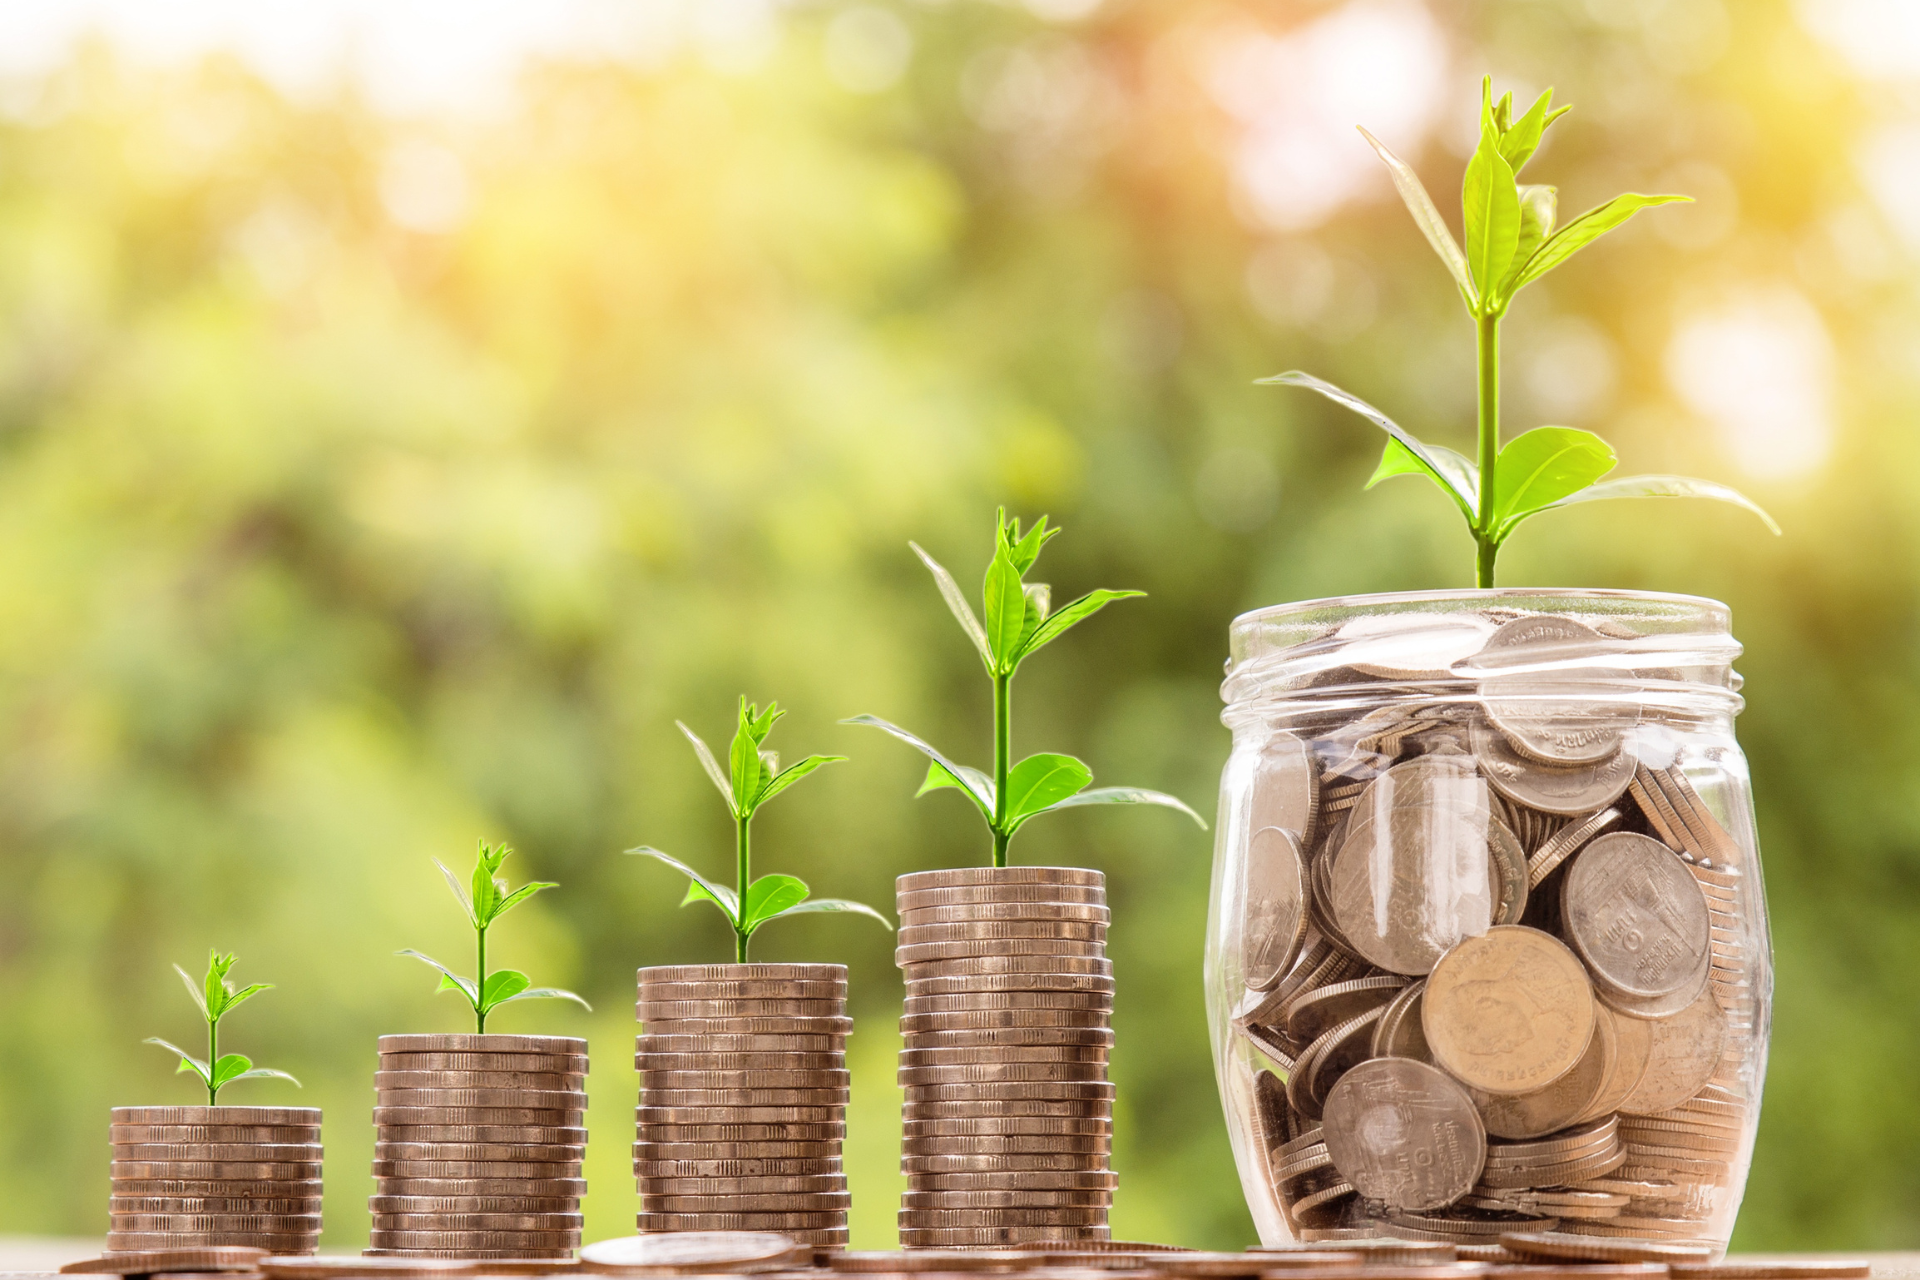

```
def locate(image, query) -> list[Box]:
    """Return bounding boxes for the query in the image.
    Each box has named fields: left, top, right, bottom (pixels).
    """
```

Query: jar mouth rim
left=1231, top=586, right=1729, bottom=633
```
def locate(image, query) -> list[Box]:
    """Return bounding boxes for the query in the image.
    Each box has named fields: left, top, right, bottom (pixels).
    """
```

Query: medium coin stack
left=896, top=866, right=1116, bottom=1248
left=108, top=1106, right=322, bottom=1254
left=635, top=963, right=852, bottom=1248
left=367, top=1033, right=587, bottom=1259
left=1225, top=612, right=1761, bottom=1247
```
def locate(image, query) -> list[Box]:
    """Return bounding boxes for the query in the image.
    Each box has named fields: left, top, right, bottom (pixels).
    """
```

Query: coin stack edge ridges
left=108, top=1104, right=322, bottom=1254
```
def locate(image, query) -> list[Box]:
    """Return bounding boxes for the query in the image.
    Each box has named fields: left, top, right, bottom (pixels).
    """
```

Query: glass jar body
left=1204, top=590, right=1770, bottom=1251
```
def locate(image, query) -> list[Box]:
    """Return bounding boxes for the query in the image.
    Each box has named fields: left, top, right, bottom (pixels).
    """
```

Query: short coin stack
left=108, top=1106, right=322, bottom=1254
left=895, top=866, right=1116, bottom=1248
left=635, top=963, right=853, bottom=1248
left=367, top=1033, right=587, bottom=1259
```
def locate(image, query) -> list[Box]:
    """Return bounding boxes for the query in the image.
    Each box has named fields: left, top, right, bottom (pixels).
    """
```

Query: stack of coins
left=367, top=1033, right=587, bottom=1259
left=635, top=963, right=852, bottom=1248
left=895, top=867, right=1116, bottom=1248
left=108, top=1106, right=322, bottom=1254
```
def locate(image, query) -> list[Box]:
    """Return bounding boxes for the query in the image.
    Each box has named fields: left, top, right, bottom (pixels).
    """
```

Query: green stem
left=207, top=1015, right=218, bottom=1107
left=476, top=923, right=488, bottom=1034
left=1475, top=310, right=1502, bottom=589
left=735, top=814, right=752, bottom=963
left=991, top=672, right=1011, bottom=869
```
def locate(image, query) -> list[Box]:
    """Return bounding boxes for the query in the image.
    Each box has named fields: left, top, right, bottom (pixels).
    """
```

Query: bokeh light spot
left=824, top=6, right=912, bottom=95
left=1666, top=288, right=1835, bottom=481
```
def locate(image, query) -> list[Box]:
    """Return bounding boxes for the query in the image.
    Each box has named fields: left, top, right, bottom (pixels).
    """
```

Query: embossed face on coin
left=1617, top=986, right=1729, bottom=1116
left=1244, top=827, right=1308, bottom=992
left=1563, top=832, right=1712, bottom=1001
left=1423, top=926, right=1596, bottom=1094
left=1320, top=1058, right=1486, bottom=1211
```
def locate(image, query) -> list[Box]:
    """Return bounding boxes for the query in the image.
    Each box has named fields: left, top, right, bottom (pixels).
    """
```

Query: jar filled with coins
left=1203, top=591, right=1767, bottom=1254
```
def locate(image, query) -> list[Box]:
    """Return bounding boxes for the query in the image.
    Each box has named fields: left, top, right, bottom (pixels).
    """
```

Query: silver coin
left=371, top=1106, right=583, bottom=1127
left=1320, top=1058, right=1486, bottom=1211
left=372, top=1177, right=586, bottom=1196
left=110, top=1107, right=319, bottom=1127
left=1243, top=826, right=1309, bottom=992
left=371, top=1143, right=584, bottom=1163
left=637, top=1033, right=847, bottom=1054
left=373, top=1088, right=584, bottom=1110
left=372, top=1070, right=583, bottom=1091
left=377, top=1034, right=586, bottom=1055
left=900, top=903, right=1110, bottom=926
left=577, top=1230, right=809, bottom=1271
left=367, top=1195, right=579, bottom=1214
left=1475, top=616, right=1637, bottom=766
left=897, top=921, right=1108, bottom=944
left=638, top=1016, right=854, bottom=1036
left=898, top=868, right=1104, bottom=891
left=368, top=1213, right=583, bottom=1231
left=1562, top=833, right=1713, bottom=1001
left=377, top=1052, right=587, bottom=1075
left=1473, top=723, right=1636, bottom=816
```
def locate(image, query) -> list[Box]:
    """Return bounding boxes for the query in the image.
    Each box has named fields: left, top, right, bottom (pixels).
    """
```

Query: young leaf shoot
left=146, top=950, right=300, bottom=1106
left=630, top=699, right=893, bottom=962
left=399, top=841, right=591, bottom=1033
left=1263, top=78, right=1778, bottom=588
left=849, top=509, right=1206, bottom=868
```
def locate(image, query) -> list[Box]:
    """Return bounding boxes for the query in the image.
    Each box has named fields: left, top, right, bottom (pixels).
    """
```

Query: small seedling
left=848, top=509, right=1205, bottom=868
left=1263, top=77, right=1777, bottom=588
left=631, top=698, right=892, bottom=963
left=146, top=951, right=299, bottom=1106
left=399, top=840, right=591, bottom=1033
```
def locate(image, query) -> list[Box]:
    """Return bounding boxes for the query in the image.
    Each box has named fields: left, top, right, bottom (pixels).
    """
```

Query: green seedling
left=1263, top=77, right=1777, bottom=588
left=146, top=950, right=299, bottom=1106
left=630, top=698, right=892, bottom=963
left=399, top=840, right=590, bottom=1033
left=848, top=509, right=1205, bottom=868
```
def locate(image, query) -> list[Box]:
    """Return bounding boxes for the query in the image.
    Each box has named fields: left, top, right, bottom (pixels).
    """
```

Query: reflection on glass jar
left=1204, top=591, right=1770, bottom=1253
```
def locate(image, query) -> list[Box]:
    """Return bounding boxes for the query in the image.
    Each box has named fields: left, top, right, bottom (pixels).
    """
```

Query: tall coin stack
left=895, top=867, right=1116, bottom=1248
left=635, top=963, right=853, bottom=1248
left=108, top=1106, right=322, bottom=1255
left=367, top=1033, right=587, bottom=1259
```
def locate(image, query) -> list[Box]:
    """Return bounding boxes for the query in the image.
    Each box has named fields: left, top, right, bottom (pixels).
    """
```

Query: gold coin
left=1471, top=1004, right=1615, bottom=1140
left=377, top=1034, right=586, bottom=1056
left=897, top=1208, right=1108, bottom=1227
left=902, top=1081, right=1114, bottom=1101
left=904, top=974, right=1114, bottom=996
left=637, top=1033, right=846, bottom=1054
left=637, top=1016, right=854, bottom=1036
left=897, top=957, right=1112, bottom=979
left=907, top=1172, right=1117, bottom=1190
left=896, top=1065, right=1107, bottom=1086
left=372, top=1143, right=584, bottom=1163
left=897, top=921, right=1108, bottom=944
left=376, top=1088, right=583, bottom=1110
left=366, top=1230, right=582, bottom=1248
left=371, top=1160, right=583, bottom=1179
left=367, top=1195, right=579, bottom=1214
left=372, top=1177, right=586, bottom=1196
left=377, top=1125, right=589, bottom=1145
left=639, top=1088, right=850, bottom=1107
left=901, top=1154, right=1110, bottom=1173
left=1424, top=926, right=1595, bottom=1094
left=373, top=1070, right=583, bottom=1092
left=900, top=903, right=1110, bottom=925
left=898, top=868, right=1104, bottom=892
left=110, top=1108, right=319, bottom=1128
left=372, top=1107, right=584, bottom=1126
left=377, top=1051, right=586, bottom=1075
left=110, top=1126, right=318, bottom=1146
left=634, top=1211, right=843, bottom=1230
left=637, top=997, right=845, bottom=1020
left=900, top=1044, right=1109, bottom=1064
left=109, top=1161, right=320, bottom=1179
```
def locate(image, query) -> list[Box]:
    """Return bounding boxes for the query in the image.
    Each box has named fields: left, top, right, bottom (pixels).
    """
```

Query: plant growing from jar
left=146, top=951, right=300, bottom=1105
left=631, top=697, right=893, bottom=961
left=399, top=840, right=591, bottom=1032
left=1265, top=78, right=1776, bottom=587
left=848, top=509, right=1205, bottom=868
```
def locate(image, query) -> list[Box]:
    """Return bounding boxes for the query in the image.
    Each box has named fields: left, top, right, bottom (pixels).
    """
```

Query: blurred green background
left=0, top=0, right=1913, bottom=1254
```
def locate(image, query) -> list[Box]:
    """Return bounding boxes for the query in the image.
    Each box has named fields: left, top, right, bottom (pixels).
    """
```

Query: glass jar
left=1204, top=590, right=1769, bottom=1252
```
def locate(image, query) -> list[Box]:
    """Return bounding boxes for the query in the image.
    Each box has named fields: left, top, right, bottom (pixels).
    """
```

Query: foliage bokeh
left=0, top=0, right=1913, bottom=1253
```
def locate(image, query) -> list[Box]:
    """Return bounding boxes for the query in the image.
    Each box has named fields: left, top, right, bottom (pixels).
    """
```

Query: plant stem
left=991, top=671, right=1011, bottom=869
left=476, top=923, right=488, bottom=1033
left=1475, top=310, right=1502, bottom=589
left=207, top=1014, right=218, bottom=1107
left=735, top=813, right=752, bottom=963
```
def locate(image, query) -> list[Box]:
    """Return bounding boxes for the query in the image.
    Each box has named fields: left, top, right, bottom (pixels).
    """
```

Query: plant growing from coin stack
left=1265, top=77, right=1776, bottom=587
left=630, top=697, right=893, bottom=962
left=146, top=950, right=300, bottom=1106
left=848, top=508, right=1205, bottom=867
left=399, top=840, right=591, bottom=1032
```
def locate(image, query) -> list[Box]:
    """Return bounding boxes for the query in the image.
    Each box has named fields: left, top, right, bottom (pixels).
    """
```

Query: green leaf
left=223, top=1066, right=301, bottom=1087
left=1498, top=88, right=1560, bottom=173
left=174, top=964, right=209, bottom=1019
left=1365, top=438, right=1484, bottom=522
left=1047, top=786, right=1208, bottom=828
left=495, top=985, right=592, bottom=1011
left=910, top=541, right=993, bottom=671
left=1491, top=427, right=1617, bottom=538
left=469, top=858, right=497, bottom=926
left=762, top=897, right=896, bottom=930
left=479, top=969, right=531, bottom=1012
left=1502, top=185, right=1557, bottom=300
left=434, top=858, right=477, bottom=927
left=1264, top=371, right=1479, bottom=520
left=626, top=846, right=742, bottom=926
left=729, top=699, right=772, bottom=815
left=1019, top=582, right=1050, bottom=650
left=981, top=543, right=1027, bottom=672
left=219, top=983, right=273, bottom=1018
left=916, top=760, right=997, bottom=818
left=490, top=881, right=556, bottom=925
left=1014, top=588, right=1143, bottom=665
left=1358, top=126, right=1477, bottom=308
left=210, top=1053, right=254, bottom=1090
left=755, top=754, right=846, bottom=811
left=677, top=720, right=739, bottom=818
left=396, top=949, right=480, bottom=1009
left=743, top=874, right=812, bottom=930
left=1532, top=474, right=1781, bottom=535
left=1463, top=126, right=1521, bottom=302
left=1002, top=753, right=1093, bottom=827
left=145, top=1038, right=211, bottom=1086
left=203, top=952, right=230, bottom=1021
left=1000, top=508, right=1056, bottom=574
left=842, top=715, right=994, bottom=818
left=1511, top=193, right=1692, bottom=293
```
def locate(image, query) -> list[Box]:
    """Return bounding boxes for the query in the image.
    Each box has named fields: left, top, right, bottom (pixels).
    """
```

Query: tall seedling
left=400, top=841, right=591, bottom=1033
left=849, top=509, right=1204, bottom=868
left=1263, top=78, right=1777, bottom=587
left=147, top=951, right=299, bottom=1106
left=631, top=698, right=892, bottom=962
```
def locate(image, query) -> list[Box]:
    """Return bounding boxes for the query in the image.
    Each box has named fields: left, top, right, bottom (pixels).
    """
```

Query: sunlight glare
left=1666, top=289, right=1835, bottom=481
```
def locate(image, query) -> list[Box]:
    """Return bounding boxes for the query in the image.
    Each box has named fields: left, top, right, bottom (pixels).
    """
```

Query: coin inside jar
left=1320, top=1058, right=1486, bottom=1211
left=1244, top=827, right=1309, bottom=991
left=1616, top=987, right=1728, bottom=1116
left=1423, top=926, right=1596, bottom=1094
left=1562, top=832, right=1713, bottom=1004
left=1474, top=616, right=1639, bottom=766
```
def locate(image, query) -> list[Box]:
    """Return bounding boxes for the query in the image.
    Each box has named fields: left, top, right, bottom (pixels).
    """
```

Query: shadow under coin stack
left=634, top=963, right=853, bottom=1248
left=109, top=1106, right=322, bottom=1255
left=895, top=867, right=1116, bottom=1248
left=367, top=1033, right=587, bottom=1259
